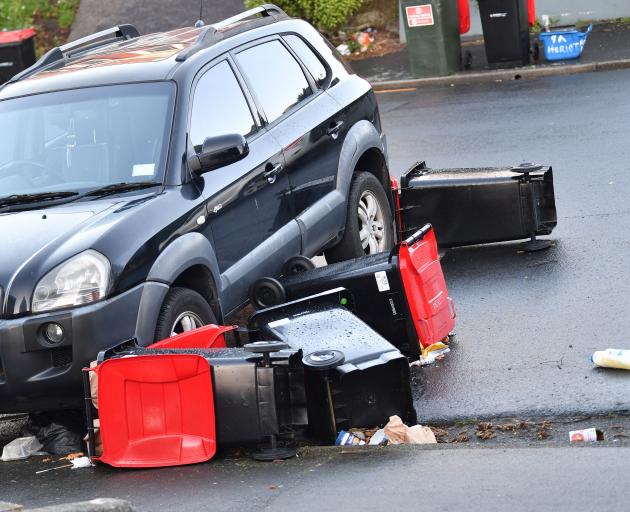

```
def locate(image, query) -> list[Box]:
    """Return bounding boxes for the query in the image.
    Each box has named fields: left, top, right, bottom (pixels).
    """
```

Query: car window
left=284, top=35, right=328, bottom=87
left=236, top=40, right=313, bottom=124
left=0, top=82, right=174, bottom=197
left=190, top=60, right=256, bottom=150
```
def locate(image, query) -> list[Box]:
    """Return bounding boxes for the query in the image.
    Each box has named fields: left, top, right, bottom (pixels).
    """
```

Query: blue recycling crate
left=539, top=25, right=592, bottom=61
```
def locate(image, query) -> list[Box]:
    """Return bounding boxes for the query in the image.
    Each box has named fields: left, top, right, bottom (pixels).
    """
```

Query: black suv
left=0, top=5, right=394, bottom=412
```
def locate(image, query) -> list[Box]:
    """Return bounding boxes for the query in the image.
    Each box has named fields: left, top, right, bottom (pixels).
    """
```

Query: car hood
left=0, top=200, right=118, bottom=306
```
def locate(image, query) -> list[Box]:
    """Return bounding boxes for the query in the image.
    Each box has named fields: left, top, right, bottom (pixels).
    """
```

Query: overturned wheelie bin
left=397, top=162, right=557, bottom=251
left=84, top=294, right=417, bottom=467
left=251, top=224, right=455, bottom=360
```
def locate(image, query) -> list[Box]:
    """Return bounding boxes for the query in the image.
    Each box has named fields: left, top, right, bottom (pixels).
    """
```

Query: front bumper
left=0, top=281, right=167, bottom=413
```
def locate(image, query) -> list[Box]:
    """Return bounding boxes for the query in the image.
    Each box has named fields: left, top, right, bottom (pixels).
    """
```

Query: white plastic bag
left=2, top=436, right=43, bottom=461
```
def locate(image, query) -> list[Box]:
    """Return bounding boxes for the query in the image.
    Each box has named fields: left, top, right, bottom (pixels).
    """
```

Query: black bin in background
left=0, top=28, right=36, bottom=83
left=477, top=0, right=530, bottom=66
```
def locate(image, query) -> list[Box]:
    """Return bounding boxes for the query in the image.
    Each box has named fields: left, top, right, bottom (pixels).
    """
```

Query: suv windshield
left=0, top=82, right=175, bottom=199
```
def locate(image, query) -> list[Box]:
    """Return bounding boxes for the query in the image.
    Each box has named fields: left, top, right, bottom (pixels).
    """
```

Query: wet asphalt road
left=3, top=444, right=630, bottom=511
left=379, top=68, right=630, bottom=422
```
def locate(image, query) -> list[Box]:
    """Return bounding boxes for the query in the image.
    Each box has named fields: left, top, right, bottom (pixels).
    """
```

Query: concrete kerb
left=371, top=58, right=630, bottom=91
left=1, top=500, right=135, bottom=512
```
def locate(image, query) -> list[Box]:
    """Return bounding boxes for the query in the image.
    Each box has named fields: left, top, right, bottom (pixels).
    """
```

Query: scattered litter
left=406, top=425, right=438, bottom=444
left=22, top=411, right=84, bottom=455
left=411, top=341, right=451, bottom=367
left=336, top=43, right=351, bottom=56
left=340, top=416, right=437, bottom=447
left=355, top=29, right=375, bottom=52
left=591, top=349, right=630, bottom=370
left=383, top=415, right=437, bottom=445
left=368, top=428, right=387, bottom=446
left=1, top=436, right=43, bottom=461
left=335, top=430, right=366, bottom=446
left=569, top=428, right=603, bottom=442
left=71, top=456, right=94, bottom=469
left=35, top=464, right=73, bottom=474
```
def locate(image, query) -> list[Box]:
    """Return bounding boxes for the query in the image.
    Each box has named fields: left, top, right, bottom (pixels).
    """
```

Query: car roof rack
left=7, top=24, right=139, bottom=84
left=176, top=3, right=289, bottom=62
left=213, top=3, right=288, bottom=29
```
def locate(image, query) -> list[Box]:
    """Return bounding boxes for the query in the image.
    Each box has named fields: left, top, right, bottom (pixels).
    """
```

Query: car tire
left=325, top=172, right=394, bottom=263
left=154, top=287, right=217, bottom=343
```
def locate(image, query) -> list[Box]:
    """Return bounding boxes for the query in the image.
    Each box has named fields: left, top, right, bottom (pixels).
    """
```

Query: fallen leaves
left=537, top=421, right=552, bottom=440
left=429, top=427, right=449, bottom=443
left=475, top=422, right=496, bottom=440
left=451, top=431, right=470, bottom=443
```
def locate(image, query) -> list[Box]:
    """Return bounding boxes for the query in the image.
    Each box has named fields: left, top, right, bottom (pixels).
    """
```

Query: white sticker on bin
left=374, top=271, right=390, bottom=292
left=132, top=163, right=156, bottom=177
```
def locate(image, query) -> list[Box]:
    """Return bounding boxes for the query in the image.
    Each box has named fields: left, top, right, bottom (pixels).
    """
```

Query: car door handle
left=326, top=121, right=344, bottom=139
left=264, top=163, right=283, bottom=184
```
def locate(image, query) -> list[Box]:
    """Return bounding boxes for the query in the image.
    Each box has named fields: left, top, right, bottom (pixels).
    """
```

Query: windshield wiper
left=0, top=191, right=79, bottom=209
left=84, top=181, right=162, bottom=198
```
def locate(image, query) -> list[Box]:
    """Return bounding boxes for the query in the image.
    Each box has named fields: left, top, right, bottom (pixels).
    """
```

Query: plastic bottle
left=591, top=349, right=630, bottom=370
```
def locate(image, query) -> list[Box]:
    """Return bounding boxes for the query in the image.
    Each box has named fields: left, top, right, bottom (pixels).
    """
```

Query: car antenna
left=194, top=0, right=205, bottom=27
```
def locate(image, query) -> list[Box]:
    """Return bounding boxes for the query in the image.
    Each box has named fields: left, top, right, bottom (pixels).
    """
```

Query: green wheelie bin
left=400, top=0, right=462, bottom=77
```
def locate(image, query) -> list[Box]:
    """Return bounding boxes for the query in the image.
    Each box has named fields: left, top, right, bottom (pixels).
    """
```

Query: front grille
left=51, top=346, right=73, bottom=368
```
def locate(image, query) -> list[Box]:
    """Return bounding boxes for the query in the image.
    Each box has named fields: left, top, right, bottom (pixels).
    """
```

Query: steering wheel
left=0, top=160, right=64, bottom=187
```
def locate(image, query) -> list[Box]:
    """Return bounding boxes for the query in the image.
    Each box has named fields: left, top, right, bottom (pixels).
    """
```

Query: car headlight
left=32, top=250, right=111, bottom=313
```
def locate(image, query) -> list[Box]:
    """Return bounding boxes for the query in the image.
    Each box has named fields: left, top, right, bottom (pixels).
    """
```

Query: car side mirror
left=188, top=133, right=249, bottom=175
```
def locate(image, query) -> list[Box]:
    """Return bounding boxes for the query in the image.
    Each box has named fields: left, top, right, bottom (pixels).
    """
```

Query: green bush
left=0, top=0, right=78, bottom=30
left=244, top=0, right=365, bottom=32
left=0, top=0, right=79, bottom=55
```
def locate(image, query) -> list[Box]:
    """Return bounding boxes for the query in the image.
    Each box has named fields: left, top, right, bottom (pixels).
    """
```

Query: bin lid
left=0, top=28, right=36, bottom=44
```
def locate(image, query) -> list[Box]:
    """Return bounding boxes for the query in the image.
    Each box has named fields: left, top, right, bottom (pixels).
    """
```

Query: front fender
left=146, top=232, right=221, bottom=287
left=141, top=232, right=223, bottom=330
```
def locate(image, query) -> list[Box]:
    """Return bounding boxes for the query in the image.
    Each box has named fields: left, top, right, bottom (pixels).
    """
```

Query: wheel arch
left=329, top=120, right=392, bottom=249
left=146, top=232, right=224, bottom=323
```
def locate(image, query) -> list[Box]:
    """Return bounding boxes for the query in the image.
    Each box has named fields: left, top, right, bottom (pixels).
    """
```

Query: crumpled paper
left=383, top=415, right=437, bottom=445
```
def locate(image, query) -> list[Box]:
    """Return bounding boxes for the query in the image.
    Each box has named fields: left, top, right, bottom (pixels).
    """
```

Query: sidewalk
left=350, top=21, right=630, bottom=88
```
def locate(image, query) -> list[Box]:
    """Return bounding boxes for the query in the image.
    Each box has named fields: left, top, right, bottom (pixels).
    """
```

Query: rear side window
left=190, top=61, right=256, bottom=150
left=236, top=40, right=312, bottom=124
left=284, top=35, right=328, bottom=87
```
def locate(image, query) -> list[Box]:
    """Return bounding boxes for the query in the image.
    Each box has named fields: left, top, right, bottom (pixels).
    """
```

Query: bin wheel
left=303, top=350, right=345, bottom=370
left=464, top=50, right=473, bottom=70
left=244, top=340, right=288, bottom=354
left=282, top=256, right=315, bottom=276
left=250, top=277, right=286, bottom=309
left=531, top=41, right=540, bottom=61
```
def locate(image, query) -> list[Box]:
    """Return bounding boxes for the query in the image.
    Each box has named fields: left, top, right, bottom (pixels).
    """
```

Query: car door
left=189, top=58, right=298, bottom=313
left=234, top=37, right=345, bottom=256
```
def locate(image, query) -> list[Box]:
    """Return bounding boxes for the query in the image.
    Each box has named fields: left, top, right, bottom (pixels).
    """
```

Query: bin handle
left=388, top=224, right=432, bottom=263
left=404, top=224, right=432, bottom=246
